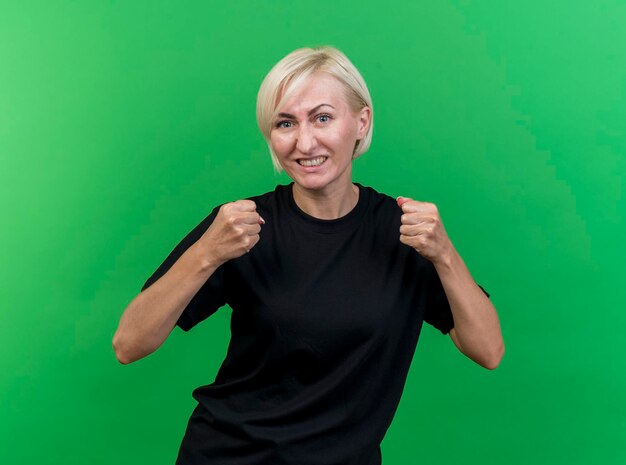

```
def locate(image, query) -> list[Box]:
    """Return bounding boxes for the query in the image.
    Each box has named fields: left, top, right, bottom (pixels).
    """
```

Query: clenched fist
left=397, top=196, right=453, bottom=265
left=199, top=200, right=265, bottom=266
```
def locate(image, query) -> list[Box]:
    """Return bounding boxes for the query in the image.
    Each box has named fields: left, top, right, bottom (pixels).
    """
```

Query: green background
left=1, top=1, right=624, bottom=463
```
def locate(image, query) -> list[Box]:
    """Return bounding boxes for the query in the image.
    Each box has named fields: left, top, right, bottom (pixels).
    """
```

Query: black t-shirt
left=142, top=183, right=457, bottom=465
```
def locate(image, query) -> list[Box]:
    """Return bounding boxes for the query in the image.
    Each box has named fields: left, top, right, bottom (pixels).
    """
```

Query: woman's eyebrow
left=277, top=104, right=336, bottom=119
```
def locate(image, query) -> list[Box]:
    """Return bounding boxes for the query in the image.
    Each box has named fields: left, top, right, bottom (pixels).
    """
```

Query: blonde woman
left=114, top=46, right=504, bottom=465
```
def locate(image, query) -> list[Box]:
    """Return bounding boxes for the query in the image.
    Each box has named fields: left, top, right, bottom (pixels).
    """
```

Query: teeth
left=299, top=156, right=327, bottom=167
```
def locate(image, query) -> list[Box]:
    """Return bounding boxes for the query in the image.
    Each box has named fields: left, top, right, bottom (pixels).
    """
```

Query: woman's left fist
left=397, top=196, right=453, bottom=265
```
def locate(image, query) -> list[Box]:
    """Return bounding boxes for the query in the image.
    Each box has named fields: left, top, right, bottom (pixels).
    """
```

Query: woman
left=113, top=46, right=504, bottom=465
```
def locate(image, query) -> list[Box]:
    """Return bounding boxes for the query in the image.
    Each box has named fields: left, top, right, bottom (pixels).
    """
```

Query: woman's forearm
left=112, top=242, right=219, bottom=364
left=113, top=200, right=264, bottom=364
left=434, top=248, right=505, bottom=369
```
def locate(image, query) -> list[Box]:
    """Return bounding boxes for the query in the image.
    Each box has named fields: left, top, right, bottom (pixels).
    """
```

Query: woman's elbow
left=483, top=342, right=505, bottom=370
left=112, top=332, right=144, bottom=365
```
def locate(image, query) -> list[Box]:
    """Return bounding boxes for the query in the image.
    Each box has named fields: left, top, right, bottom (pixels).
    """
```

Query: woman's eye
left=276, top=120, right=293, bottom=129
left=317, top=114, right=332, bottom=123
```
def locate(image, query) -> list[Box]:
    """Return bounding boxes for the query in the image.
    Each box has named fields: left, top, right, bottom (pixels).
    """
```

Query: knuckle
left=239, top=199, right=256, bottom=210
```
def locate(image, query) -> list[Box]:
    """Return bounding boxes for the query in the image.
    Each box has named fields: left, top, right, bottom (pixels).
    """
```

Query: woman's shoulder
left=244, top=184, right=290, bottom=208
left=235, top=184, right=295, bottom=221
left=356, top=183, right=399, bottom=212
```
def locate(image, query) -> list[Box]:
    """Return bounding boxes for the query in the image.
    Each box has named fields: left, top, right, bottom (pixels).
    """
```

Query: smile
left=297, top=156, right=327, bottom=167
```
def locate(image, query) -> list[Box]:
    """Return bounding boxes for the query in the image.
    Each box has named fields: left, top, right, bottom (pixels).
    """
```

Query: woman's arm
left=113, top=243, right=220, bottom=364
left=397, top=197, right=504, bottom=370
left=434, top=250, right=504, bottom=369
left=113, top=200, right=264, bottom=364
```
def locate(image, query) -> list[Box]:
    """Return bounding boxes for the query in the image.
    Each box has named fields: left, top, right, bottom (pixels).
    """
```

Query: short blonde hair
left=256, top=46, right=374, bottom=172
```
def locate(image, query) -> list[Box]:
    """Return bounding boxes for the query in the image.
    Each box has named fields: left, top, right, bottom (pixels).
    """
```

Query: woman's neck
left=292, top=182, right=359, bottom=220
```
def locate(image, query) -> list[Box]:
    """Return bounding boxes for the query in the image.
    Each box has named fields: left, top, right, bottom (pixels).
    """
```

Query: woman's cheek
left=272, top=133, right=292, bottom=154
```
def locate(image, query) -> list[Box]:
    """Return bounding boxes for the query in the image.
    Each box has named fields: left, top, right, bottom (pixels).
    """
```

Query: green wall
left=1, top=1, right=624, bottom=464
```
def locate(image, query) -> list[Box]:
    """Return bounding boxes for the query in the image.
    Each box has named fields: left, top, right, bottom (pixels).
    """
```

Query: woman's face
left=270, top=72, right=370, bottom=193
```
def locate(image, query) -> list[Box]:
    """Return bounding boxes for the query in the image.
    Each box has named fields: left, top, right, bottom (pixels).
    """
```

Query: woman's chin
left=289, top=164, right=355, bottom=193
left=290, top=173, right=334, bottom=191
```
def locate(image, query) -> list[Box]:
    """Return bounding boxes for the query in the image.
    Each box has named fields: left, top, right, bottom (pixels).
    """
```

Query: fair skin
left=112, top=201, right=264, bottom=364
left=269, top=72, right=370, bottom=219
left=397, top=197, right=504, bottom=369
left=113, top=71, right=504, bottom=369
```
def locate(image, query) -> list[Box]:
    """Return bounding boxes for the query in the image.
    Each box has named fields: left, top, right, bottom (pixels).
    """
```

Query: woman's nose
left=295, top=124, right=317, bottom=154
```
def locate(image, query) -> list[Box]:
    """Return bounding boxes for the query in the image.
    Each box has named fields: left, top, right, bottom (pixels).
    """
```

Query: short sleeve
left=422, top=270, right=491, bottom=336
left=422, top=268, right=455, bottom=335
left=141, top=206, right=227, bottom=332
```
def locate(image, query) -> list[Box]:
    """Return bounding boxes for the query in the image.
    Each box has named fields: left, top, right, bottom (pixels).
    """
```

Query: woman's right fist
left=199, top=200, right=265, bottom=266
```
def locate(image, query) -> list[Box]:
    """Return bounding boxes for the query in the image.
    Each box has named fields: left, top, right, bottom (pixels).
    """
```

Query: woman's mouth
left=297, top=156, right=327, bottom=167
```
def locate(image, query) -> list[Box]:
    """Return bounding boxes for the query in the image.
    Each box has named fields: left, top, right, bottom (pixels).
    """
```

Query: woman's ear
left=357, top=106, right=372, bottom=138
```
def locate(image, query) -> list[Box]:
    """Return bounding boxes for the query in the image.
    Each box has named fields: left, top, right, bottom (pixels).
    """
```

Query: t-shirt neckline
left=285, top=182, right=370, bottom=234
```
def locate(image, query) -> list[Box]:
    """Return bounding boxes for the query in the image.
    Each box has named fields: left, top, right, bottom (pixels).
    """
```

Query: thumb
left=396, top=196, right=412, bottom=207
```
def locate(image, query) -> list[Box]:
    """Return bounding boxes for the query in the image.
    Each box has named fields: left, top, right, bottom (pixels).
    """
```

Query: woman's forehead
left=277, top=72, right=348, bottom=113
